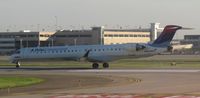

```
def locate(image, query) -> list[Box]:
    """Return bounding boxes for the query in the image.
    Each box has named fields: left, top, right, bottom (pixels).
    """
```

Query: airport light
left=38, top=33, right=40, bottom=47
left=51, top=38, right=54, bottom=47
left=20, top=39, right=23, bottom=49
left=26, top=34, right=29, bottom=48
left=37, top=24, right=40, bottom=31
left=55, top=16, right=58, bottom=31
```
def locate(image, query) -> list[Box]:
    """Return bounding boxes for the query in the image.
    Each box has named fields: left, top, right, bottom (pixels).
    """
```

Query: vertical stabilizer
left=152, top=25, right=182, bottom=47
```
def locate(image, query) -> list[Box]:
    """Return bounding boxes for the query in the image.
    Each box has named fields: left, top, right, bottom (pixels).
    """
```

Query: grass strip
left=0, top=77, right=44, bottom=89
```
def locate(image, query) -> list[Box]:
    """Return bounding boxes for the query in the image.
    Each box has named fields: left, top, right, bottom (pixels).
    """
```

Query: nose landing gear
left=16, top=61, right=21, bottom=68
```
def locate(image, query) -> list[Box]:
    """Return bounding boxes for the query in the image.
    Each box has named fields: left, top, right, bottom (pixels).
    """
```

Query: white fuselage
left=10, top=43, right=167, bottom=63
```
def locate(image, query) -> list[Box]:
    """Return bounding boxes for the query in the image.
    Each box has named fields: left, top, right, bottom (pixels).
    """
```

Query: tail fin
left=152, top=25, right=182, bottom=47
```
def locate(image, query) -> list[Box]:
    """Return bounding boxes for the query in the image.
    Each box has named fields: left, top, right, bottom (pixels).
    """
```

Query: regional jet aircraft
left=10, top=25, right=188, bottom=69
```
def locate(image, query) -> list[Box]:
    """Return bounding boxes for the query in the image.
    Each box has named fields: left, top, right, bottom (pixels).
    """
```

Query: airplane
left=10, top=25, right=190, bottom=69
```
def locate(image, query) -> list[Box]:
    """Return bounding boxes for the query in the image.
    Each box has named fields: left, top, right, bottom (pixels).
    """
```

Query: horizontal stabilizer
left=152, top=25, right=193, bottom=47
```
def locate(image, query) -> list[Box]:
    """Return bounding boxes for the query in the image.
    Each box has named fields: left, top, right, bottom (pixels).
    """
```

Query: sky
left=0, top=0, right=199, bottom=39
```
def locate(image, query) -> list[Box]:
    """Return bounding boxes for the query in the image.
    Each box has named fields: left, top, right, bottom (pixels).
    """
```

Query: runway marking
left=163, top=96, right=200, bottom=98
left=65, top=69, right=200, bottom=73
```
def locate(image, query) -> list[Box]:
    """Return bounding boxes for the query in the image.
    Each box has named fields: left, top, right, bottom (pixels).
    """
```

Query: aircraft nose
left=9, top=55, right=15, bottom=63
left=9, top=54, right=20, bottom=63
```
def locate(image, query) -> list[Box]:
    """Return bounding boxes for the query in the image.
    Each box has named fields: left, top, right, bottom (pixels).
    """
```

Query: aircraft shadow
left=0, top=67, right=93, bottom=71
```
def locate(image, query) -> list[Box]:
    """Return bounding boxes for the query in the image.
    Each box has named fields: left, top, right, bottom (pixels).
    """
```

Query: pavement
left=1, top=67, right=200, bottom=98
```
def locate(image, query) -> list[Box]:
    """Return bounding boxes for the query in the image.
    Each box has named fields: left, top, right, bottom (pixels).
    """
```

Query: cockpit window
left=15, top=50, right=20, bottom=54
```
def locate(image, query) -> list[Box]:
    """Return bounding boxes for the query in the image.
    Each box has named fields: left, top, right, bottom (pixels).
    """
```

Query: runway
left=1, top=67, right=200, bottom=73
left=1, top=67, right=200, bottom=98
left=65, top=69, right=200, bottom=73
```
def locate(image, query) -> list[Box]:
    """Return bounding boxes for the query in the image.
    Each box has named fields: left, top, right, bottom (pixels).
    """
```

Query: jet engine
left=136, top=44, right=146, bottom=51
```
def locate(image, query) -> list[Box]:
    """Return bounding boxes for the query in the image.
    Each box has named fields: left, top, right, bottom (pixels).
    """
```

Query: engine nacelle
left=136, top=44, right=146, bottom=51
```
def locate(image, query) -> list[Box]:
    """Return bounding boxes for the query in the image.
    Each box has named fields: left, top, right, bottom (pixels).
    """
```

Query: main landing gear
left=92, top=63, right=109, bottom=69
left=103, top=63, right=109, bottom=68
left=92, top=63, right=99, bottom=69
left=15, top=61, right=21, bottom=68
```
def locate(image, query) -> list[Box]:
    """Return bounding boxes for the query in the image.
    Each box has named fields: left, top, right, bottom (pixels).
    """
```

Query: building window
left=108, top=35, right=113, bottom=37
left=0, top=41, right=14, bottom=44
left=80, top=35, right=92, bottom=37
left=69, top=35, right=79, bottom=37
left=55, top=35, right=67, bottom=37
left=138, top=35, right=142, bottom=37
left=0, top=47, right=15, bottom=49
left=114, top=34, right=119, bottom=37
left=119, top=34, right=123, bottom=37
left=130, top=35, right=134, bottom=37
left=28, top=35, right=36, bottom=37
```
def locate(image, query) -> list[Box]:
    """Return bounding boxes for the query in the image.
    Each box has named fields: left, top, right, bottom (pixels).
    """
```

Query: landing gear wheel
left=16, top=61, right=20, bottom=68
left=92, top=63, right=99, bottom=69
left=103, top=63, right=109, bottom=68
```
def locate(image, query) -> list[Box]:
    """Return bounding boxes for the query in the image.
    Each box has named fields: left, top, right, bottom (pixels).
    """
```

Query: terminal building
left=181, top=35, right=200, bottom=49
left=0, top=23, right=163, bottom=54
left=54, top=27, right=152, bottom=46
left=0, top=31, right=55, bottom=54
